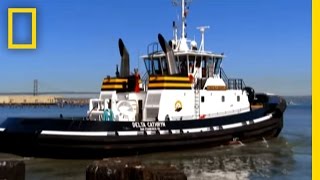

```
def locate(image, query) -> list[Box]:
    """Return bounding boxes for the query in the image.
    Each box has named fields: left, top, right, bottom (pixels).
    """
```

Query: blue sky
left=0, top=0, right=311, bottom=95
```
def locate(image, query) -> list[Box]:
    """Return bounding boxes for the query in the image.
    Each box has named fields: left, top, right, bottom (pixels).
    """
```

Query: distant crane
left=33, top=79, right=38, bottom=96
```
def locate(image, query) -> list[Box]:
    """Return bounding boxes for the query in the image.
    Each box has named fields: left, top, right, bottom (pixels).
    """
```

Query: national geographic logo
left=7, top=8, right=37, bottom=49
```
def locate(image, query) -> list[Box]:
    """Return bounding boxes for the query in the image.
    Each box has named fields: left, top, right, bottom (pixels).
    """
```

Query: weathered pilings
left=0, top=160, right=25, bottom=180
left=86, top=158, right=187, bottom=180
left=86, top=158, right=142, bottom=180
left=0, top=158, right=186, bottom=179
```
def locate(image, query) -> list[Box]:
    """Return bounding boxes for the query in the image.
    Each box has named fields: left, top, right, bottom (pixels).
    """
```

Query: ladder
left=194, top=88, right=200, bottom=118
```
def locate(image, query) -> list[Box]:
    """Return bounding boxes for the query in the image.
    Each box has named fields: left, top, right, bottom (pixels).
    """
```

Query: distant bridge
left=0, top=80, right=101, bottom=96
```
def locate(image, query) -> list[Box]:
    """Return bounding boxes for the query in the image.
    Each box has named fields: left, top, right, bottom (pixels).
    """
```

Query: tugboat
left=0, top=0, right=286, bottom=158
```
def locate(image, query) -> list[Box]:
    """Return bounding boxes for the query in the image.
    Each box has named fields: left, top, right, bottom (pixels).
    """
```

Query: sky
left=0, top=0, right=311, bottom=96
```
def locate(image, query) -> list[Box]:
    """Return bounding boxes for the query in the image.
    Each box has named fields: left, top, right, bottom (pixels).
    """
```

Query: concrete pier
left=56, top=97, right=89, bottom=106
left=0, top=96, right=89, bottom=106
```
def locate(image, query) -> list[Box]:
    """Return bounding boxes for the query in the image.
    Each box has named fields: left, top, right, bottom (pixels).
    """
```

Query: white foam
left=188, top=170, right=250, bottom=180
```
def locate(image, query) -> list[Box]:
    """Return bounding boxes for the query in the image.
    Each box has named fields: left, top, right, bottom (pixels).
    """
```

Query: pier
left=0, top=95, right=90, bottom=106
left=0, top=79, right=98, bottom=106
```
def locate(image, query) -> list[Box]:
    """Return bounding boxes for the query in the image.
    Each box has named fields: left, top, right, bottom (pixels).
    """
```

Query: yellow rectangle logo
left=8, top=8, right=37, bottom=49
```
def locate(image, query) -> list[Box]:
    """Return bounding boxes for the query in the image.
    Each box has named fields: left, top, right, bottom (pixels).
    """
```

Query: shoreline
left=0, top=95, right=89, bottom=106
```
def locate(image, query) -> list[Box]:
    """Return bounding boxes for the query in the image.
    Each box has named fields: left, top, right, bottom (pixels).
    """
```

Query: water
left=0, top=103, right=311, bottom=180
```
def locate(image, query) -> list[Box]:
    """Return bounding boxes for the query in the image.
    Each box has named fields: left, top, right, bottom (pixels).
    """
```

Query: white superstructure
left=87, top=0, right=251, bottom=123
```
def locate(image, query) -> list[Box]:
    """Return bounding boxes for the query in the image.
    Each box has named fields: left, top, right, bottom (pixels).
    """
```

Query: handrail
left=141, top=72, right=149, bottom=91
left=147, top=42, right=160, bottom=55
left=220, top=68, right=246, bottom=90
left=220, top=68, right=229, bottom=86
left=228, top=79, right=246, bottom=90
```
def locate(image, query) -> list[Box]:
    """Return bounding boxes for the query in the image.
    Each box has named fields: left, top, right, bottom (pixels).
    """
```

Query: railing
left=220, top=68, right=229, bottom=86
left=147, top=42, right=160, bottom=55
left=220, top=68, right=246, bottom=90
left=227, top=79, right=246, bottom=90
left=141, top=72, right=149, bottom=91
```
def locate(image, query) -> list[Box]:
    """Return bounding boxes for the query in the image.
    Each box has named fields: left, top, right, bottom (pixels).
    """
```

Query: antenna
left=172, top=0, right=192, bottom=40
left=172, top=21, right=177, bottom=42
left=197, top=26, right=210, bottom=52
left=137, top=50, right=140, bottom=71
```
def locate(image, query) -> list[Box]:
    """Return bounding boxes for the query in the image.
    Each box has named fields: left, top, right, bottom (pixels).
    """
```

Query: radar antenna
left=197, top=26, right=210, bottom=52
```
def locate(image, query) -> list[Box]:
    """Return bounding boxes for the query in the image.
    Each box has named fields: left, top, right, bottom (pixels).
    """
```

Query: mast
left=172, top=0, right=192, bottom=39
left=181, top=0, right=191, bottom=39
left=172, top=0, right=192, bottom=51
left=181, top=0, right=186, bottom=39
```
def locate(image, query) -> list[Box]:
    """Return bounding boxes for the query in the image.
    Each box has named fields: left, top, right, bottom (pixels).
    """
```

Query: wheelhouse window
left=152, top=58, right=162, bottom=75
left=143, top=56, right=167, bottom=75
left=201, top=56, right=207, bottom=78
left=179, top=55, right=188, bottom=76
left=188, top=55, right=195, bottom=74
left=175, top=55, right=188, bottom=76
left=207, top=57, right=214, bottom=77
left=214, top=57, right=222, bottom=75
left=160, top=57, right=169, bottom=75
left=175, top=56, right=180, bottom=72
left=195, top=56, right=201, bottom=68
